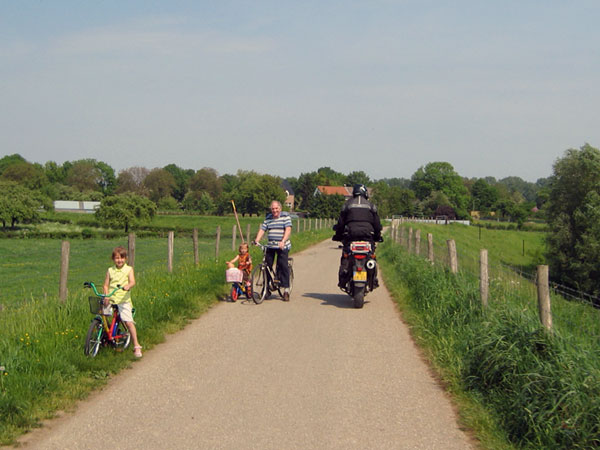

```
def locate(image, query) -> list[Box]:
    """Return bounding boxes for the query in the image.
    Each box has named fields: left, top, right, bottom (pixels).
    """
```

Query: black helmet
left=352, top=184, right=368, bottom=198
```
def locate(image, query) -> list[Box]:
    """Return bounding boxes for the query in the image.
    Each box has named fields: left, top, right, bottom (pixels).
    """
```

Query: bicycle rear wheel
left=276, top=260, right=294, bottom=297
left=251, top=265, right=267, bottom=304
left=84, top=318, right=103, bottom=357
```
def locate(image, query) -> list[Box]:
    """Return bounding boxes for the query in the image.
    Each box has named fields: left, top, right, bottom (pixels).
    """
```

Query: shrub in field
left=95, top=194, right=156, bottom=232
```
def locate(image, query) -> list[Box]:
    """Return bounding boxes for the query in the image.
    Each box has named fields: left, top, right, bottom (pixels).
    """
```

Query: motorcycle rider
left=332, top=184, right=383, bottom=290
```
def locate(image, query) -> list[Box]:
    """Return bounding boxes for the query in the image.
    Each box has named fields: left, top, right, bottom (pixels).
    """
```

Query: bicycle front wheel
left=84, top=318, right=103, bottom=357
left=251, top=265, right=267, bottom=304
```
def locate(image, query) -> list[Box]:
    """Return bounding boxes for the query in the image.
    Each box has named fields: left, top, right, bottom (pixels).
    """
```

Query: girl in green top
left=103, top=246, right=142, bottom=358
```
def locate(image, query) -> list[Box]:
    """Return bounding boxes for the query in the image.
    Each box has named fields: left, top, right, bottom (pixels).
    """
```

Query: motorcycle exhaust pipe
left=366, top=260, right=376, bottom=270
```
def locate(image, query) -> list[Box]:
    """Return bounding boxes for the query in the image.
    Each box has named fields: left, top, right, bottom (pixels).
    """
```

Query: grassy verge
left=379, top=240, right=600, bottom=449
left=0, top=228, right=332, bottom=445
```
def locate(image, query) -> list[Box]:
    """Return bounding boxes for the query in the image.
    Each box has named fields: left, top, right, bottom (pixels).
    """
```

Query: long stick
left=231, top=200, right=245, bottom=244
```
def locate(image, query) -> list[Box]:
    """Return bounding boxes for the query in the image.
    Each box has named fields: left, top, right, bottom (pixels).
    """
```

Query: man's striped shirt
left=261, top=213, right=292, bottom=250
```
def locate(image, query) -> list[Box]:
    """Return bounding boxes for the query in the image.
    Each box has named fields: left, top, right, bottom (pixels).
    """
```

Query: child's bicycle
left=251, top=242, right=294, bottom=304
left=225, top=268, right=256, bottom=303
left=83, top=281, right=134, bottom=357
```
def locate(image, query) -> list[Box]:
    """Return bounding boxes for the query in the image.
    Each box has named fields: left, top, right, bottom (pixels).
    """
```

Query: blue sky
left=1, top=1, right=599, bottom=182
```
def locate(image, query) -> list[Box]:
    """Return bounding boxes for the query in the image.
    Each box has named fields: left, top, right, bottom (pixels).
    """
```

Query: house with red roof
left=313, top=185, right=373, bottom=199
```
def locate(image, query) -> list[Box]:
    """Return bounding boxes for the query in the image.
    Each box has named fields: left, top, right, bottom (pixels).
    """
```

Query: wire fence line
left=388, top=220, right=600, bottom=342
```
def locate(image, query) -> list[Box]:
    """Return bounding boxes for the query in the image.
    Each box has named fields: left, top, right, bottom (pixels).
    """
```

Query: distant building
left=314, top=185, right=373, bottom=200
left=281, top=180, right=295, bottom=211
left=53, top=200, right=100, bottom=214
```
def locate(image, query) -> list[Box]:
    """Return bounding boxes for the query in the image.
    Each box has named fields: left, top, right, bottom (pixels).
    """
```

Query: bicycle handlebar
left=252, top=241, right=281, bottom=251
left=83, top=281, right=122, bottom=298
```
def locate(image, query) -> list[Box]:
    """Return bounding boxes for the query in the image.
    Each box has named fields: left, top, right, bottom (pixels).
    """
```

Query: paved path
left=19, top=240, right=474, bottom=449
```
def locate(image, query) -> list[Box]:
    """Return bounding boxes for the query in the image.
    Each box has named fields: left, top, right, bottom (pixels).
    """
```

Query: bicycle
left=226, top=267, right=254, bottom=303
left=251, top=242, right=294, bottom=304
left=83, top=281, right=134, bottom=357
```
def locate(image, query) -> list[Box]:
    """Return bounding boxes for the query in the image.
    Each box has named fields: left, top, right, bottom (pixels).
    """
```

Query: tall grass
left=379, top=239, right=600, bottom=449
left=0, top=227, right=332, bottom=445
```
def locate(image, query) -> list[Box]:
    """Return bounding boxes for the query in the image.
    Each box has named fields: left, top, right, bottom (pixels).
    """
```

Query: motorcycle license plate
left=353, top=271, right=367, bottom=282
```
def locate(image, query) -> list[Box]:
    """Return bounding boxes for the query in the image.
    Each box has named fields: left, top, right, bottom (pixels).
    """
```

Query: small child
left=226, top=243, right=253, bottom=300
left=103, top=246, right=142, bottom=358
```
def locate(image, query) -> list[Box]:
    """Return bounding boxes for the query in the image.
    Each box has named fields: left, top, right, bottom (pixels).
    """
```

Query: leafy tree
left=0, top=154, right=27, bottom=175
left=0, top=162, right=48, bottom=190
left=232, top=171, right=285, bottom=216
left=143, top=168, right=176, bottom=203
left=421, top=191, right=452, bottom=217
left=189, top=167, right=222, bottom=199
left=498, top=176, right=538, bottom=203
left=44, top=161, right=68, bottom=184
left=346, top=170, right=371, bottom=186
left=310, top=193, right=345, bottom=218
left=546, top=144, right=600, bottom=298
left=95, top=194, right=156, bottom=232
left=471, top=179, right=499, bottom=212
left=65, top=160, right=102, bottom=192
left=164, top=164, right=193, bottom=202
left=95, top=161, right=117, bottom=195
left=0, top=181, right=51, bottom=228
left=183, top=191, right=216, bottom=214
left=410, top=162, right=469, bottom=218
left=115, top=167, right=150, bottom=196
left=157, top=196, right=180, bottom=211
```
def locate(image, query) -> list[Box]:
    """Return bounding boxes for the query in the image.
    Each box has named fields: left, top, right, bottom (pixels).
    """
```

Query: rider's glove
left=375, top=235, right=384, bottom=243
left=332, top=234, right=342, bottom=242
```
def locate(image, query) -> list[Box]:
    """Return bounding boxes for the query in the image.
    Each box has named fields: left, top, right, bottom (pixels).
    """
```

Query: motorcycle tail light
left=354, top=254, right=366, bottom=259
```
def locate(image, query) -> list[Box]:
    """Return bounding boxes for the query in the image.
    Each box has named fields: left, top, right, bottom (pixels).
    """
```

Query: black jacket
left=333, top=196, right=382, bottom=242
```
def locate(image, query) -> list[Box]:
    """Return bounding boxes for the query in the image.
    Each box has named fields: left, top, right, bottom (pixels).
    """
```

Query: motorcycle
left=342, top=240, right=378, bottom=308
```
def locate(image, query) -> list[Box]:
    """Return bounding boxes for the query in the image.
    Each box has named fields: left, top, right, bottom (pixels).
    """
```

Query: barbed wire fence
left=388, top=219, right=600, bottom=343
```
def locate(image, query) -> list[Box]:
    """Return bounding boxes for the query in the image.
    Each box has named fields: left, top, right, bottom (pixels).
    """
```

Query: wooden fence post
left=59, top=240, right=70, bottom=302
left=400, top=226, right=405, bottom=246
left=215, top=226, right=221, bottom=261
left=447, top=239, right=458, bottom=273
left=427, top=233, right=434, bottom=262
left=415, top=229, right=421, bottom=256
left=480, top=249, right=489, bottom=307
left=193, top=228, right=199, bottom=266
left=536, top=265, right=553, bottom=331
left=408, top=228, right=413, bottom=253
left=128, top=233, right=136, bottom=267
left=167, top=231, right=174, bottom=273
left=232, top=225, right=237, bottom=251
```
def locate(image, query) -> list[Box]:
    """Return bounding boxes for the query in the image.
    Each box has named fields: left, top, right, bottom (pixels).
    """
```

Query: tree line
left=2, top=144, right=600, bottom=299
left=0, top=153, right=550, bottom=226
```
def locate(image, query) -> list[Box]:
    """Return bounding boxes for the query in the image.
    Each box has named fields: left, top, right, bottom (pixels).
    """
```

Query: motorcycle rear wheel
left=352, top=284, right=365, bottom=309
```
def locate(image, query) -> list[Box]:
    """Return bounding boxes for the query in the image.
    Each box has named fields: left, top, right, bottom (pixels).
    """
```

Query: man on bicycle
left=332, top=184, right=383, bottom=290
left=253, top=200, right=292, bottom=301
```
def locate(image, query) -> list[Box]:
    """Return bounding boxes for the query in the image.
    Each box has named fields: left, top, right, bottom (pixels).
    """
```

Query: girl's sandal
left=133, top=346, right=143, bottom=358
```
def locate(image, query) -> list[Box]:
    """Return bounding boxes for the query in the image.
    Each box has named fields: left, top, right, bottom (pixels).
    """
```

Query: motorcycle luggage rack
left=350, top=241, right=371, bottom=254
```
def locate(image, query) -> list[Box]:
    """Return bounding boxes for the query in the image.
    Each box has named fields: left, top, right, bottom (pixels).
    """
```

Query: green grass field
left=1, top=237, right=225, bottom=306
left=0, top=223, right=332, bottom=445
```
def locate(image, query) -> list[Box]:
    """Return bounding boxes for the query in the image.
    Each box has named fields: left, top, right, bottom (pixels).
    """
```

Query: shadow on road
left=302, top=292, right=369, bottom=309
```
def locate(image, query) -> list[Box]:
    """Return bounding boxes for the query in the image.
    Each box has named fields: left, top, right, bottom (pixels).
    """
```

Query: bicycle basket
left=225, top=268, right=243, bottom=283
left=88, top=296, right=106, bottom=315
